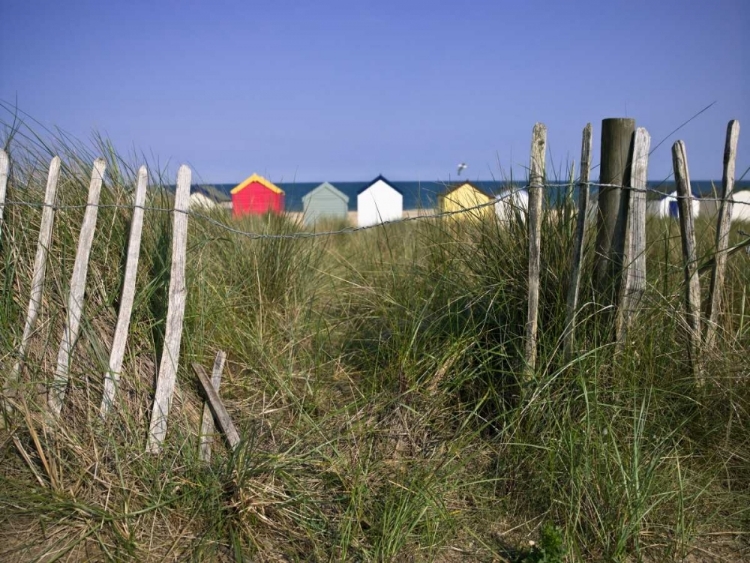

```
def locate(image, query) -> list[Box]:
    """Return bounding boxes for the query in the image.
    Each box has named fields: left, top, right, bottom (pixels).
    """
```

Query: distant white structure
left=189, top=191, right=218, bottom=210
left=654, top=190, right=700, bottom=219
left=495, top=187, right=529, bottom=222
left=730, top=190, right=750, bottom=223
left=357, top=175, right=403, bottom=227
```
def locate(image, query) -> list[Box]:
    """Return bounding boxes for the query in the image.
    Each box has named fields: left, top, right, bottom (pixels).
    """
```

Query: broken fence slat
left=193, top=361, right=239, bottom=450
left=49, top=159, right=106, bottom=416
left=199, top=351, right=227, bottom=461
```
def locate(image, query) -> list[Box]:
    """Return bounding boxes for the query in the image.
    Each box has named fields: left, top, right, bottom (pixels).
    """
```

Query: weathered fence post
left=563, top=123, right=593, bottom=360
left=615, top=128, right=651, bottom=348
left=672, top=141, right=703, bottom=383
left=199, top=351, right=227, bottom=461
left=705, top=120, right=740, bottom=350
left=0, top=149, right=8, bottom=242
left=49, top=159, right=106, bottom=416
left=595, top=118, right=635, bottom=300
left=147, top=165, right=191, bottom=453
left=193, top=362, right=240, bottom=451
left=5, top=157, right=61, bottom=400
left=524, top=122, right=547, bottom=376
left=100, top=166, right=149, bottom=418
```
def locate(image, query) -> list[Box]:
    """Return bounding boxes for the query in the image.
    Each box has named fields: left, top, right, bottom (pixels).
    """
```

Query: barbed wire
left=2, top=180, right=750, bottom=242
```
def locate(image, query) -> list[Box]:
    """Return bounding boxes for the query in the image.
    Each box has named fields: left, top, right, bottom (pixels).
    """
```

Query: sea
left=195, top=180, right=750, bottom=212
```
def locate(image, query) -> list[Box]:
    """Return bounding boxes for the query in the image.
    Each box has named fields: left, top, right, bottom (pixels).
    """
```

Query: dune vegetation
left=0, top=133, right=749, bottom=562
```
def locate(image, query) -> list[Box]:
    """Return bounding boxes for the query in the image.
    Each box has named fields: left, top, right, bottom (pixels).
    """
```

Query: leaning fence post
left=705, top=120, right=740, bottom=350
left=615, top=128, right=650, bottom=348
left=199, top=351, right=227, bottom=461
left=595, top=118, right=635, bottom=301
left=100, top=166, right=149, bottom=418
left=4, top=156, right=61, bottom=405
left=524, top=122, right=547, bottom=376
left=672, top=141, right=703, bottom=383
left=49, top=159, right=106, bottom=416
left=147, top=165, right=191, bottom=453
left=0, top=149, right=9, bottom=242
left=563, top=123, right=593, bottom=360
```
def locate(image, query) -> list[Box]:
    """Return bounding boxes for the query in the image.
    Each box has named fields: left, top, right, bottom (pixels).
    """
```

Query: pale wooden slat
left=563, top=123, right=593, bottom=360
left=705, top=120, right=740, bottom=349
left=616, top=128, right=650, bottom=347
left=49, top=159, right=106, bottom=416
left=146, top=165, right=191, bottom=453
left=0, top=149, right=9, bottom=242
left=524, top=123, right=546, bottom=376
left=6, top=156, right=61, bottom=394
left=673, top=141, right=703, bottom=382
left=100, top=166, right=149, bottom=418
left=199, top=351, right=227, bottom=461
left=193, top=362, right=240, bottom=450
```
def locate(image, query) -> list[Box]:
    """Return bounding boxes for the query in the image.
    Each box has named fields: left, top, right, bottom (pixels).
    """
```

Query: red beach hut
left=231, top=173, right=285, bottom=217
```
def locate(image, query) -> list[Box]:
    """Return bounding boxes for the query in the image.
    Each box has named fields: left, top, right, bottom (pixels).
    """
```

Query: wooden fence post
left=672, top=141, right=703, bottom=383
left=146, top=165, right=191, bottom=453
left=5, top=156, right=61, bottom=398
left=100, top=166, right=149, bottom=418
left=705, top=120, right=740, bottom=350
left=193, top=362, right=240, bottom=451
left=595, top=118, right=635, bottom=299
left=615, top=128, right=651, bottom=348
left=199, top=351, right=227, bottom=461
left=563, top=123, right=593, bottom=360
left=0, top=149, right=8, bottom=242
left=49, top=159, right=106, bottom=416
left=524, top=122, right=547, bottom=376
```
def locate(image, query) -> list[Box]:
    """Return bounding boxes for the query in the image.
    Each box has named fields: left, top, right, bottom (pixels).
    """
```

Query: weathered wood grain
left=524, top=122, right=546, bottom=376
left=6, top=156, right=61, bottom=393
left=146, top=165, right=191, bottom=453
left=563, top=123, right=593, bottom=360
left=673, top=141, right=703, bottom=382
left=49, top=159, right=106, bottom=415
left=100, top=166, right=149, bottom=418
left=193, top=361, right=240, bottom=450
left=616, top=128, right=650, bottom=347
left=199, top=351, right=227, bottom=461
left=0, top=149, right=9, bottom=242
left=705, top=120, right=740, bottom=350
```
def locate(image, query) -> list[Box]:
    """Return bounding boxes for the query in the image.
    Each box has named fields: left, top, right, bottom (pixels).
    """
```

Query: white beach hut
left=495, top=187, right=529, bottom=223
left=356, top=175, right=403, bottom=227
left=655, top=190, right=700, bottom=219
left=730, top=190, right=750, bottom=223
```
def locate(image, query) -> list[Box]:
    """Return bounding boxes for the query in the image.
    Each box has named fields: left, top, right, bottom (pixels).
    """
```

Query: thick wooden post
left=673, top=141, right=702, bottom=383
left=705, top=120, right=740, bottom=349
left=595, top=118, right=635, bottom=299
left=49, top=159, right=106, bottom=416
left=147, top=165, right=191, bottom=453
left=615, top=128, right=650, bottom=347
left=525, top=123, right=546, bottom=376
left=563, top=123, right=593, bottom=360
left=6, top=157, right=61, bottom=392
left=0, top=149, right=8, bottom=242
left=199, top=351, right=227, bottom=461
left=100, top=166, right=149, bottom=418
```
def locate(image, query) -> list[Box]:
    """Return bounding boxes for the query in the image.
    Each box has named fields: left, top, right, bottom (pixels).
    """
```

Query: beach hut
left=302, top=182, right=350, bottom=226
left=437, top=181, right=493, bottom=220
left=231, top=173, right=284, bottom=218
left=655, top=190, right=700, bottom=219
left=356, top=175, right=403, bottom=227
left=730, top=190, right=750, bottom=223
left=189, top=187, right=219, bottom=211
left=495, top=187, right=529, bottom=223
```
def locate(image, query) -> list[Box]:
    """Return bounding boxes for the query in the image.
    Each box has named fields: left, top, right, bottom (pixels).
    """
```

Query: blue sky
left=1, top=0, right=748, bottom=184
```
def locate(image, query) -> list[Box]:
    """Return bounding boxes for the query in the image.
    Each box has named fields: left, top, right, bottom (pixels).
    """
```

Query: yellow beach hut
left=437, top=181, right=493, bottom=220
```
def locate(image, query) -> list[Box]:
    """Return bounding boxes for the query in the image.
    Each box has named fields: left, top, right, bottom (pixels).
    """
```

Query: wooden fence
left=0, top=117, right=745, bottom=454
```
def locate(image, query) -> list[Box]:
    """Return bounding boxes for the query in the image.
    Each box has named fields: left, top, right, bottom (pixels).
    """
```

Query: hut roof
left=357, top=175, right=403, bottom=196
left=231, top=173, right=284, bottom=195
left=302, top=181, right=349, bottom=204
left=440, top=181, right=493, bottom=199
